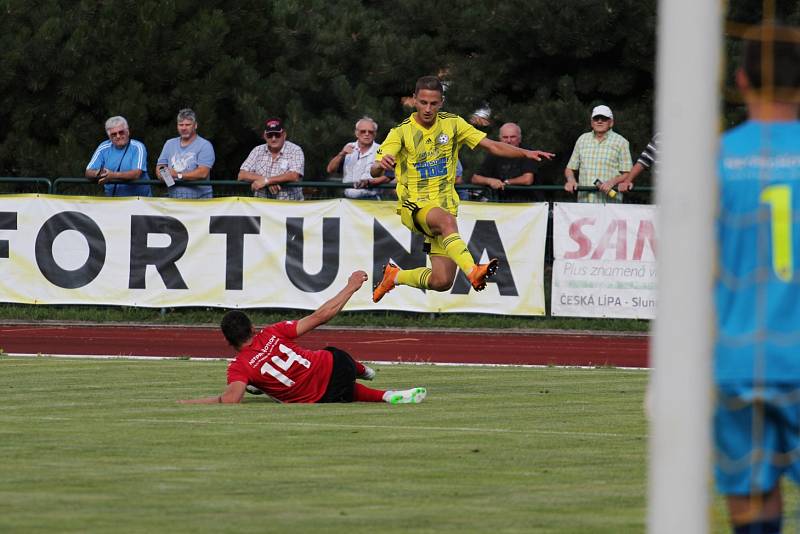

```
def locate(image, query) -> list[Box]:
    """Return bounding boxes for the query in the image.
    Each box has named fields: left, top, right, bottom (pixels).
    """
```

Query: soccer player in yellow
left=371, top=75, right=554, bottom=303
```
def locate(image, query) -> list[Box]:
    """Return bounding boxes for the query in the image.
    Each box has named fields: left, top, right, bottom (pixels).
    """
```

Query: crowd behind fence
left=0, top=177, right=653, bottom=203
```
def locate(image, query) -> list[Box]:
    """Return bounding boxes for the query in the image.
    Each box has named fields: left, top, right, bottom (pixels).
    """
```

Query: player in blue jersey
left=714, top=24, right=800, bottom=534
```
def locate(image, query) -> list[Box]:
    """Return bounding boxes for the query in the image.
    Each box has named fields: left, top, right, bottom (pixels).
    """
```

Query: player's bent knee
left=427, top=276, right=454, bottom=292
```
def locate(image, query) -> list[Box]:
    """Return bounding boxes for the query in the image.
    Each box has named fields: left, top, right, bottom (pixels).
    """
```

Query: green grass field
left=1, top=356, right=779, bottom=533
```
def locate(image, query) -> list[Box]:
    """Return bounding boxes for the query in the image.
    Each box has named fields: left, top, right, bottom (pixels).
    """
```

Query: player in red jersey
left=178, top=271, right=426, bottom=405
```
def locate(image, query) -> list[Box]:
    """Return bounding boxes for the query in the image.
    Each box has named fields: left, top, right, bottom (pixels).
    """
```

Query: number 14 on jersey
left=260, top=344, right=311, bottom=387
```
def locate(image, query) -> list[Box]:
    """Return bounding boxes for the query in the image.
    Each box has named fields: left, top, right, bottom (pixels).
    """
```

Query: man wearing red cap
left=238, top=118, right=305, bottom=201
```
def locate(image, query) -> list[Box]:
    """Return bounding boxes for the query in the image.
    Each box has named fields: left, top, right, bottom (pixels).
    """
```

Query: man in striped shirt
left=619, top=133, right=659, bottom=192
left=564, top=105, right=632, bottom=203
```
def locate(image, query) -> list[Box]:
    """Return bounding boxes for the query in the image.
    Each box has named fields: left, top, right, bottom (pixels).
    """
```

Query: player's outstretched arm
left=295, top=271, right=368, bottom=337
left=478, top=138, right=555, bottom=161
left=178, top=381, right=247, bottom=404
left=370, top=155, right=395, bottom=177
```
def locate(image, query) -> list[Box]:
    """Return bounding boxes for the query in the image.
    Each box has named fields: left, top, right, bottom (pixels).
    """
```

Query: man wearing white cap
left=564, top=104, right=632, bottom=203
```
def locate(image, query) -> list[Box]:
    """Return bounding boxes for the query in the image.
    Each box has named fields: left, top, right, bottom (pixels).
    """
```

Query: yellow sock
left=397, top=267, right=432, bottom=289
left=441, top=233, right=476, bottom=274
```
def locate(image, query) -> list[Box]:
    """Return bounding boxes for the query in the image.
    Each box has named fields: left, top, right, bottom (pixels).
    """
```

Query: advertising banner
left=551, top=202, right=657, bottom=319
left=0, top=195, right=548, bottom=315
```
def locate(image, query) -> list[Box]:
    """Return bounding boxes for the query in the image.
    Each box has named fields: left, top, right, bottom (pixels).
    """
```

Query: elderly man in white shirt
left=326, top=116, right=391, bottom=199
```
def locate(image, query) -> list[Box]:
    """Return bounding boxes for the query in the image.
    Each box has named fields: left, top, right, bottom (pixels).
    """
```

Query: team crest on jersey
left=436, top=133, right=450, bottom=145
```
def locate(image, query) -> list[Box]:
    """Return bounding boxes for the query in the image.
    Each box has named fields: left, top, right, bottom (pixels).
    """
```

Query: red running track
left=0, top=324, right=649, bottom=368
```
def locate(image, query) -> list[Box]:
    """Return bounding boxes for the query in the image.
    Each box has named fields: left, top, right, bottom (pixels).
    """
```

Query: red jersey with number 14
left=226, top=321, right=333, bottom=403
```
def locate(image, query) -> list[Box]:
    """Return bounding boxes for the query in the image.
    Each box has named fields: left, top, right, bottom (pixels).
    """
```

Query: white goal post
left=648, top=0, right=722, bottom=532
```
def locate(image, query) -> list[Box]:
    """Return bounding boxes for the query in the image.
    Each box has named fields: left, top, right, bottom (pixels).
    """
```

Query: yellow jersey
left=376, top=112, right=486, bottom=214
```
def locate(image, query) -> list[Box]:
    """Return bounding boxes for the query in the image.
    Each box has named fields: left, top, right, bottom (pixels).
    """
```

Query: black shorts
left=317, top=346, right=357, bottom=403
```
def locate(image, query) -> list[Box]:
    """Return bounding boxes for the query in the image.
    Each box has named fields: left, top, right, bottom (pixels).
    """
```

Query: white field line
left=4, top=352, right=649, bottom=371
left=0, top=414, right=639, bottom=439
left=356, top=338, right=420, bottom=344
left=5, top=353, right=226, bottom=362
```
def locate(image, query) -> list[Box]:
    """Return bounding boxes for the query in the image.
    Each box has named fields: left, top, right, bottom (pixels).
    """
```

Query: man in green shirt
left=564, top=105, right=632, bottom=203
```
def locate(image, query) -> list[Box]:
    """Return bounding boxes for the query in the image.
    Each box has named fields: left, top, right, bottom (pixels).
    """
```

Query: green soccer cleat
left=384, top=387, right=427, bottom=405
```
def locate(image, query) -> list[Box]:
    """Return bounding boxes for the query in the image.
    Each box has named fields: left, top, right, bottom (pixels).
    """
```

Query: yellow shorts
left=398, top=200, right=448, bottom=256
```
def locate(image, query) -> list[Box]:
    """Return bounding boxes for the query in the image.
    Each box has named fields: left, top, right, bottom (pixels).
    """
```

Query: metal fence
left=1, top=177, right=653, bottom=203
left=0, top=177, right=53, bottom=194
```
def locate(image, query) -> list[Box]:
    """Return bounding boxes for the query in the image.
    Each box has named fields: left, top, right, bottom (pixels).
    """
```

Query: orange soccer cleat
left=373, top=262, right=400, bottom=303
left=467, top=258, right=499, bottom=291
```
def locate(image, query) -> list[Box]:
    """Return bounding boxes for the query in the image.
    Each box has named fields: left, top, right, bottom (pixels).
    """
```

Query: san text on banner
left=551, top=202, right=657, bottom=319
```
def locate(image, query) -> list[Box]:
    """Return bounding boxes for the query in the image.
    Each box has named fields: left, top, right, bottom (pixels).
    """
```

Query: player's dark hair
left=741, top=24, right=800, bottom=92
left=414, top=75, right=444, bottom=95
left=220, top=310, right=253, bottom=348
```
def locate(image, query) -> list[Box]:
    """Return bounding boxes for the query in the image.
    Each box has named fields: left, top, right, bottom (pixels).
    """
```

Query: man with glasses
left=238, top=118, right=305, bottom=201
left=326, top=116, right=390, bottom=200
left=156, top=108, right=215, bottom=199
left=85, top=116, right=152, bottom=197
left=564, top=105, right=632, bottom=203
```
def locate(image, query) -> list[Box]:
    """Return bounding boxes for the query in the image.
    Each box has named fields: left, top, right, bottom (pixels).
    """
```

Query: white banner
left=0, top=195, right=547, bottom=315
left=551, top=202, right=657, bottom=319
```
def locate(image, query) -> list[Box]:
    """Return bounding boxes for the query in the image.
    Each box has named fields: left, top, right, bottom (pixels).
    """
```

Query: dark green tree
left=7, top=0, right=780, bottom=197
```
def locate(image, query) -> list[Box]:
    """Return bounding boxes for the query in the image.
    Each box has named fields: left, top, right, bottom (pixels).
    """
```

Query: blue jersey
left=715, top=120, right=800, bottom=383
left=86, top=139, right=152, bottom=197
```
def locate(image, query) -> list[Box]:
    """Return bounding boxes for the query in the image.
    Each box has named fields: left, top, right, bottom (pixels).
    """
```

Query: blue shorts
left=714, top=384, right=800, bottom=496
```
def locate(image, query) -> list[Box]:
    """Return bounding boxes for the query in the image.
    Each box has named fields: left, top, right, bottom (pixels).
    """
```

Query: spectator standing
left=714, top=24, right=800, bottom=534
left=619, top=133, right=660, bottom=192
left=564, top=105, right=632, bottom=203
left=85, top=116, right=151, bottom=197
left=238, top=118, right=305, bottom=201
left=326, top=116, right=390, bottom=199
left=471, top=122, right=543, bottom=202
left=156, top=108, right=215, bottom=199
